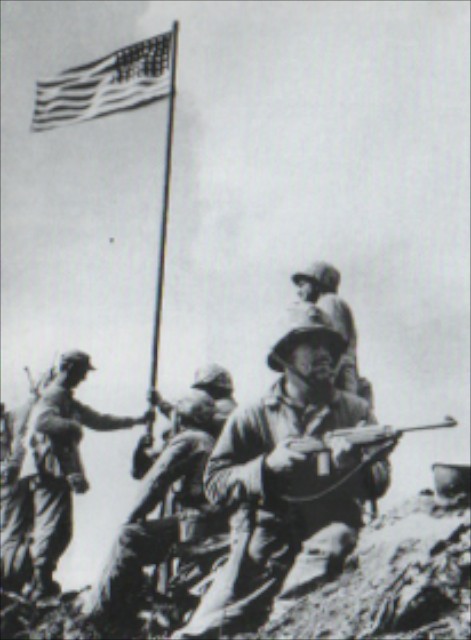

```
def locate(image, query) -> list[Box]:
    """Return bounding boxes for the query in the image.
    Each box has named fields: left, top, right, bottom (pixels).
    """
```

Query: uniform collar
left=49, top=377, right=74, bottom=397
left=264, top=376, right=341, bottom=411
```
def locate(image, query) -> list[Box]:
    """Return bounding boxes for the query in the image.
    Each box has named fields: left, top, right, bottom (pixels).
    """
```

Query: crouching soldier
left=1, top=350, right=151, bottom=603
left=150, top=363, right=237, bottom=432
left=192, top=364, right=237, bottom=428
left=173, top=305, right=393, bottom=639
left=80, top=389, right=228, bottom=625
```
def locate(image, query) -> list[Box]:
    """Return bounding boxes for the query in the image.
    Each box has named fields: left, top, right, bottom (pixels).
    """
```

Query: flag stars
left=112, top=35, right=171, bottom=83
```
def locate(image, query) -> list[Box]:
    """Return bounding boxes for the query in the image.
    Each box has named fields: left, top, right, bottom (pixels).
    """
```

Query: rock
left=1, top=492, right=469, bottom=639
left=254, top=493, right=470, bottom=640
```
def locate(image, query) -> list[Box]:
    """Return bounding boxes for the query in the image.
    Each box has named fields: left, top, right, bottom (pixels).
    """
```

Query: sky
left=1, top=0, right=470, bottom=589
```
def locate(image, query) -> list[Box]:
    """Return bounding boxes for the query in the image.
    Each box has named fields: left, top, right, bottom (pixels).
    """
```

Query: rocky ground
left=1, top=491, right=469, bottom=640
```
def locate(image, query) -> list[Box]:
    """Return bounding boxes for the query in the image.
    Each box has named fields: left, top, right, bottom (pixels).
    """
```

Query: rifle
left=282, top=416, right=458, bottom=502
left=289, top=416, right=458, bottom=454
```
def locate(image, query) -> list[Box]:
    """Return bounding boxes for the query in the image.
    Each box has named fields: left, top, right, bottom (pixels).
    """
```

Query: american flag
left=31, top=33, right=173, bottom=132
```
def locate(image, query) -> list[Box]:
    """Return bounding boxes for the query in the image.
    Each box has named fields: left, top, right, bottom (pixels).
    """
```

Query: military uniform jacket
left=19, top=379, right=137, bottom=480
left=205, top=379, right=390, bottom=534
left=316, top=293, right=357, bottom=359
left=128, top=428, right=219, bottom=524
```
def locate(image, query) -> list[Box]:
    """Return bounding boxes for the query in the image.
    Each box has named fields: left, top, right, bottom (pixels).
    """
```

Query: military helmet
left=291, top=261, right=341, bottom=293
left=192, top=363, right=234, bottom=393
left=175, top=389, right=215, bottom=426
left=59, top=350, right=96, bottom=371
left=267, top=303, right=346, bottom=372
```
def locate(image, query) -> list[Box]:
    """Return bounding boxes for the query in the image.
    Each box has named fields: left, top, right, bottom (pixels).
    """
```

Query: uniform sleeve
left=34, top=392, right=82, bottom=440
left=73, top=400, right=137, bottom=431
left=212, top=398, right=237, bottom=432
left=127, top=435, right=195, bottom=522
left=358, top=410, right=391, bottom=499
left=317, top=295, right=357, bottom=353
left=204, top=407, right=267, bottom=507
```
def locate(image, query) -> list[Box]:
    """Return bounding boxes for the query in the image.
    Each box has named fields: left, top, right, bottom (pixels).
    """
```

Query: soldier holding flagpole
left=15, top=22, right=182, bottom=603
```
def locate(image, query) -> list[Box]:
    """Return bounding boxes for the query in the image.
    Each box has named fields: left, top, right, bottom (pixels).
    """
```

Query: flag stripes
left=31, top=33, right=172, bottom=131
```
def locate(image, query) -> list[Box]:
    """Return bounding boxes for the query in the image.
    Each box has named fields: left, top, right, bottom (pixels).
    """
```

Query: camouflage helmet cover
left=267, top=303, right=347, bottom=372
left=175, top=389, right=215, bottom=426
left=192, top=363, right=234, bottom=393
left=59, top=350, right=96, bottom=371
left=291, top=261, right=341, bottom=293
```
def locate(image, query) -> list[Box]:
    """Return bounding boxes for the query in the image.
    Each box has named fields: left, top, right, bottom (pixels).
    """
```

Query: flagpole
left=147, top=20, right=179, bottom=438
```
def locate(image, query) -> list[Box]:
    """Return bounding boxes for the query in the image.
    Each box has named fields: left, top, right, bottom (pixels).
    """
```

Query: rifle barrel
left=399, top=416, right=458, bottom=434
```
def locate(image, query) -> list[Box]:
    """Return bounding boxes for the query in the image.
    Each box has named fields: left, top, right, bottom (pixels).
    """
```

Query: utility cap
left=59, top=350, right=96, bottom=371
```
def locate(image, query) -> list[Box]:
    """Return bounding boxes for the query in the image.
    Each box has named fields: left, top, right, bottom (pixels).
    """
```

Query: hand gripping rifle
left=268, top=352, right=458, bottom=502
left=281, top=416, right=457, bottom=503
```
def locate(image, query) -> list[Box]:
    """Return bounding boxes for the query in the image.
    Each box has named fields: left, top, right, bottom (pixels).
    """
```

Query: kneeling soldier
left=81, top=389, right=227, bottom=624
left=150, top=363, right=237, bottom=433
left=191, top=363, right=237, bottom=430
left=173, top=305, right=392, bottom=639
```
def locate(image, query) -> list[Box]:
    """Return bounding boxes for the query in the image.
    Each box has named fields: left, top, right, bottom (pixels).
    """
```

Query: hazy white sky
left=1, top=1, right=470, bottom=589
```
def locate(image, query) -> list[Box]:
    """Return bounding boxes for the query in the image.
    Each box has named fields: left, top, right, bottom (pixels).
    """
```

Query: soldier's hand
left=265, top=438, right=308, bottom=475
left=68, top=473, right=90, bottom=494
left=136, top=433, right=154, bottom=450
left=330, top=436, right=359, bottom=471
left=147, top=388, right=160, bottom=406
left=147, top=389, right=173, bottom=417
left=136, top=409, right=155, bottom=425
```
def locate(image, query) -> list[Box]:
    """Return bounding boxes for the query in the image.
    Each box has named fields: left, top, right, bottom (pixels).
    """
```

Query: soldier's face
left=67, top=365, right=89, bottom=387
left=296, top=278, right=321, bottom=303
left=287, top=336, right=334, bottom=384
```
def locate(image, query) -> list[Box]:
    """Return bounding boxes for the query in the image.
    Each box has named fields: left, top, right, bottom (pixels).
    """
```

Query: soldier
left=291, top=261, right=359, bottom=395
left=191, top=364, right=237, bottom=430
left=173, top=305, right=392, bottom=639
left=0, top=366, right=62, bottom=593
left=80, top=389, right=228, bottom=625
left=1, top=350, right=151, bottom=602
left=150, top=363, right=237, bottom=432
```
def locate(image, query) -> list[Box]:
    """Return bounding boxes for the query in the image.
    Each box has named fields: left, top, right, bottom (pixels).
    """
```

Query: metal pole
left=147, top=21, right=180, bottom=438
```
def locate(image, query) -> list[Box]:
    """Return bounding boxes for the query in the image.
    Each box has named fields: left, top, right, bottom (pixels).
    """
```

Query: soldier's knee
left=305, top=522, right=358, bottom=560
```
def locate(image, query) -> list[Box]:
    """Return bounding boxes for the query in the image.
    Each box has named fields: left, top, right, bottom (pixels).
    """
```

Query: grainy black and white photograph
left=1, top=2, right=470, bottom=639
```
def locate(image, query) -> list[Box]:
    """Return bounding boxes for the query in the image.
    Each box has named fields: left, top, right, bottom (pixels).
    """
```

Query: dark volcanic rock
left=1, top=493, right=469, bottom=640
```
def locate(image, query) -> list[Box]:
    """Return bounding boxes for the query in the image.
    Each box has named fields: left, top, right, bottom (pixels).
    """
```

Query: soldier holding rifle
left=173, top=304, right=393, bottom=639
